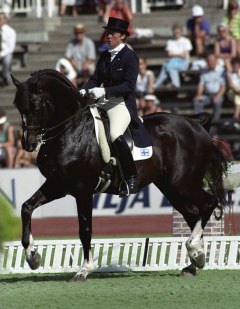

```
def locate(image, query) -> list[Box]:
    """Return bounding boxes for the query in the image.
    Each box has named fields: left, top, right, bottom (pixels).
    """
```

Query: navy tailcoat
left=84, top=45, right=139, bottom=126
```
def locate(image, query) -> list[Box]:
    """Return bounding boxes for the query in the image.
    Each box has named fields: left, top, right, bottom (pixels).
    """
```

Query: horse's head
left=12, top=69, right=83, bottom=152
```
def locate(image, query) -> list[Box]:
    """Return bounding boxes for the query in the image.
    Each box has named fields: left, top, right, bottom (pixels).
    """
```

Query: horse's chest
left=38, top=151, right=63, bottom=178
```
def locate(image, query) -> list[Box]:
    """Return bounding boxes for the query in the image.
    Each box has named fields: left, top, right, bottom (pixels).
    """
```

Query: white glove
left=79, top=89, right=86, bottom=96
left=88, top=87, right=106, bottom=99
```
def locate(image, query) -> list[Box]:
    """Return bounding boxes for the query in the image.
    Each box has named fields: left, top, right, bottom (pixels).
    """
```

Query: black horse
left=12, top=69, right=228, bottom=280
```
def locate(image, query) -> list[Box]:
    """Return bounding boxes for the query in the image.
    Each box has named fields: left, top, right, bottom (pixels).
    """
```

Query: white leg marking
left=25, top=234, right=34, bottom=260
left=74, top=251, right=94, bottom=280
left=186, top=219, right=205, bottom=267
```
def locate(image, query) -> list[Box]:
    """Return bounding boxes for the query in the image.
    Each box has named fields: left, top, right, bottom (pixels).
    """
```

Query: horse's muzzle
left=22, top=135, right=38, bottom=152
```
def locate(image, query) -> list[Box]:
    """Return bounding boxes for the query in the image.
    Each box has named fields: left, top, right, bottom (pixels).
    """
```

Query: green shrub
left=0, top=193, right=21, bottom=251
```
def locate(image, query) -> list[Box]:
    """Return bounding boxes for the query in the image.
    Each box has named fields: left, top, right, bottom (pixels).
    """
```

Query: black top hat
left=103, top=17, right=130, bottom=36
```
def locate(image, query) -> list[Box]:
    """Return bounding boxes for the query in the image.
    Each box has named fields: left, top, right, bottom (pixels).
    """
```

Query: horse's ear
left=11, top=74, right=21, bottom=88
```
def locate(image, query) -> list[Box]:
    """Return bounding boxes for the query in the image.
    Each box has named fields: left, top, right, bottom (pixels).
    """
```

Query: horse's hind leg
left=184, top=188, right=218, bottom=270
left=21, top=179, right=66, bottom=270
left=73, top=191, right=94, bottom=281
left=154, top=181, right=201, bottom=275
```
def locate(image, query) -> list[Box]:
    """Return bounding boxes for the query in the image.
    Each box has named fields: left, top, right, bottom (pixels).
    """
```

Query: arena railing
left=1, top=236, right=240, bottom=274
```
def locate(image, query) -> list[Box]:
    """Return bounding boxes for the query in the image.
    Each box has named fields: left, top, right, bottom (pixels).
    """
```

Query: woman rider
left=79, top=17, right=139, bottom=196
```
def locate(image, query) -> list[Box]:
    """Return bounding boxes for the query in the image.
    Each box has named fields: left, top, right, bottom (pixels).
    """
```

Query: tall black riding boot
left=113, top=135, right=138, bottom=196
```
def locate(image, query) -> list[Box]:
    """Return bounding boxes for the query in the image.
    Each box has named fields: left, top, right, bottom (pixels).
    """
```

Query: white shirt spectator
left=200, top=68, right=226, bottom=94
left=55, top=58, right=77, bottom=82
left=166, top=37, right=192, bottom=60
left=136, top=70, right=154, bottom=93
left=228, top=70, right=240, bottom=89
left=0, top=23, right=16, bottom=58
left=65, top=36, right=96, bottom=73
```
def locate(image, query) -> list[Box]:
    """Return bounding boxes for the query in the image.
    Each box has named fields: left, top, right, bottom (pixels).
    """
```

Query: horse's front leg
left=73, top=191, right=93, bottom=281
left=22, top=179, right=66, bottom=270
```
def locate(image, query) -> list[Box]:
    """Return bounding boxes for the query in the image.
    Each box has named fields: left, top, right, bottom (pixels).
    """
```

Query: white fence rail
left=0, top=0, right=56, bottom=18
left=1, top=236, right=240, bottom=274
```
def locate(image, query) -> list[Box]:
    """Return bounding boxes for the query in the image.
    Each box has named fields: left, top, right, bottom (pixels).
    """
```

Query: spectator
left=214, top=23, right=237, bottom=72
left=65, top=23, right=96, bottom=85
left=135, top=57, right=155, bottom=113
left=59, top=0, right=78, bottom=16
left=227, top=57, right=240, bottom=119
left=222, top=0, right=240, bottom=41
left=14, top=132, right=37, bottom=168
left=0, top=12, right=16, bottom=87
left=193, top=53, right=226, bottom=121
left=0, top=109, right=15, bottom=168
left=143, top=94, right=162, bottom=115
left=55, top=57, right=78, bottom=88
left=186, top=5, right=211, bottom=56
left=154, top=23, right=192, bottom=89
left=96, top=0, right=111, bottom=22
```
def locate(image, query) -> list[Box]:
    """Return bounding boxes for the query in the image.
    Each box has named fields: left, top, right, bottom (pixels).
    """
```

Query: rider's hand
left=88, top=87, right=105, bottom=99
left=79, top=89, right=86, bottom=96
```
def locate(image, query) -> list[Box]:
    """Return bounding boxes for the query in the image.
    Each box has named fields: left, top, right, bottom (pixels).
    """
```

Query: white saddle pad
left=90, top=106, right=152, bottom=163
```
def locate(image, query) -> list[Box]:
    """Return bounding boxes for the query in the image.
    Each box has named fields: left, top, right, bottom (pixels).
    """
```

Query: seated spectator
left=214, top=23, right=237, bottom=72
left=154, top=24, right=192, bottom=89
left=136, top=57, right=154, bottom=113
left=227, top=57, right=240, bottom=119
left=143, top=94, right=162, bottom=115
left=55, top=57, right=78, bottom=88
left=0, top=12, right=16, bottom=87
left=59, top=0, right=78, bottom=16
left=65, top=23, right=96, bottom=85
left=193, top=53, right=226, bottom=121
left=0, top=109, right=15, bottom=168
left=222, top=0, right=240, bottom=55
left=14, top=133, right=37, bottom=168
left=186, top=5, right=211, bottom=56
left=96, top=0, right=111, bottom=23
left=191, top=52, right=225, bottom=74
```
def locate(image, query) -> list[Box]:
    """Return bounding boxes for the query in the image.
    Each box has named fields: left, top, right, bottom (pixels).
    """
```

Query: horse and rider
left=11, top=17, right=229, bottom=280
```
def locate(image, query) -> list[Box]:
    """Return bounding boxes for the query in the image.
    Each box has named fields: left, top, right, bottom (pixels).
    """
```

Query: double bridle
left=22, top=100, right=78, bottom=146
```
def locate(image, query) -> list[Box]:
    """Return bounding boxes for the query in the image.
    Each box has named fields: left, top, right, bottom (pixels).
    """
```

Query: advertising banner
left=0, top=168, right=240, bottom=218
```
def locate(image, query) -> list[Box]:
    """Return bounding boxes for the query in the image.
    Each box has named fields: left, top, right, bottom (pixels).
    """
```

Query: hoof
left=181, top=265, right=197, bottom=277
left=190, top=251, right=205, bottom=269
left=27, top=251, right=41, bottom=270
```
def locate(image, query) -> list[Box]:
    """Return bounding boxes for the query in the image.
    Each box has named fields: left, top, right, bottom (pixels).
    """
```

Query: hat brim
left=103, top=26, right=130, bottom=36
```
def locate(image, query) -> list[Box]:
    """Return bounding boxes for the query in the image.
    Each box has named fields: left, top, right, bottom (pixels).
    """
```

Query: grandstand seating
left=0, top=8, right=239, bottom=158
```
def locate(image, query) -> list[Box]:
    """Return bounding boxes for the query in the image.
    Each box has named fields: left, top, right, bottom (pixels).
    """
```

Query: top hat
left=103, top=17, right=130, bottom=36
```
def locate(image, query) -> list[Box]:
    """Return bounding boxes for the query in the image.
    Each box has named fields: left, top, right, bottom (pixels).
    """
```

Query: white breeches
left=106, top=102, right=131, bottom=142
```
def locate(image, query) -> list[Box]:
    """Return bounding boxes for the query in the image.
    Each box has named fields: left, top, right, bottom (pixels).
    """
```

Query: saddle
left=89, top=106, right=152, bottom=194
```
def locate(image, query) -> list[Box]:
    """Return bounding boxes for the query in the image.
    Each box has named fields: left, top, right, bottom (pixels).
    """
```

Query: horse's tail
left=205, top=137, right=229, bottom=220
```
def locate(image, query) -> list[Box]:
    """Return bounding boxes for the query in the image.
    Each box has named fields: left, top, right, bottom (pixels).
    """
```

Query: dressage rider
left=79, top=17, right=139, bottom=196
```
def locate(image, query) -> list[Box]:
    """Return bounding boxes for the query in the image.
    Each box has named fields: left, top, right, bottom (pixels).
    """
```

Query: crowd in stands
left=1, top=0, right=240, bottom=168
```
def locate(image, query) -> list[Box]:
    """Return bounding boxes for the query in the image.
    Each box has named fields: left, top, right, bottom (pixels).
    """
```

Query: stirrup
left=119, top=176, right=138, bottom=197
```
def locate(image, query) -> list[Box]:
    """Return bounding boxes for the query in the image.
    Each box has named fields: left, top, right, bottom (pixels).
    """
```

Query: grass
left=1, top=270, right=240, bottom=309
